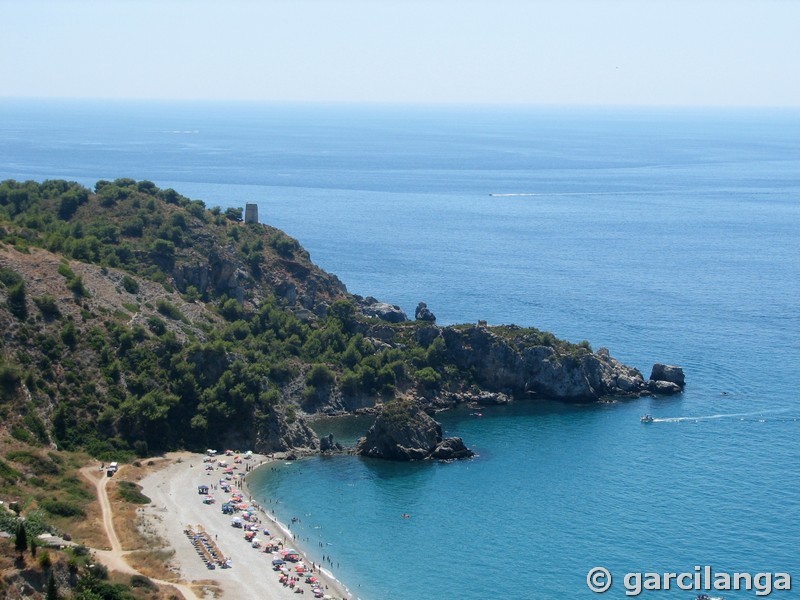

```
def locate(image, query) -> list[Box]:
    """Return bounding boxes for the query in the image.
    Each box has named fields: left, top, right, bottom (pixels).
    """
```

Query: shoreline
left=241, top=459, right=355, bottom=600
left=138, top=451, right=355, bottom=600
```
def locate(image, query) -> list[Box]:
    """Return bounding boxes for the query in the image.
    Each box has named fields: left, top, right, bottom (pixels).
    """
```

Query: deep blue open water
left=2, top=100, right=799, bottom=598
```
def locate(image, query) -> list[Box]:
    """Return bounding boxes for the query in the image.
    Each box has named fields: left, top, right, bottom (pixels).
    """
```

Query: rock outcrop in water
left=647, top=363, right=685, bottom=395
left=355, top=399, right=473, bottom=461
left=415, top=301, right=436, bottom=322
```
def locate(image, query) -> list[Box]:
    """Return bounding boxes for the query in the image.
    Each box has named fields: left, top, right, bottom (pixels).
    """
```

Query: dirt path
left=80, top=466, right=198, bottom=599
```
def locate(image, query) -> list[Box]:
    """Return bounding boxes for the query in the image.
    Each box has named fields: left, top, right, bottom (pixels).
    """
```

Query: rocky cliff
left=437, top=326, right=647, bottom=401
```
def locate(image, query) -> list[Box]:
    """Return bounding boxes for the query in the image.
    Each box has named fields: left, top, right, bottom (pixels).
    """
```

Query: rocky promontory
left=0, top=178, right=683, bottom=461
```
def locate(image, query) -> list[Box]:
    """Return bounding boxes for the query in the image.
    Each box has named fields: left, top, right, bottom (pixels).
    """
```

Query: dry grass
left=107, top=456, right=188, bottom=582
left=127, top=548, right=179, bottom=583
left=191, top=579, right=223, bottom=599
left=68, top=465, right=109, bottom=549
left=108, top=457, right=173, bottom=552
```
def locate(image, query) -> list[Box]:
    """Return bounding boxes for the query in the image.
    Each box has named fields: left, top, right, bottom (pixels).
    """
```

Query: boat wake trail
left=489, top=191, right=650, bottom=197
left=653, top=408, right=796, bottom=424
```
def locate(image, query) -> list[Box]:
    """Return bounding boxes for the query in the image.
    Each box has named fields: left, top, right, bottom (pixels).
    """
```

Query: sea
left=2, top=99, right=799, bottom=599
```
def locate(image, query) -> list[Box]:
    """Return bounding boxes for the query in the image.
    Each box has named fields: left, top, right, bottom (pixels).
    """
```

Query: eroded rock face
left=362, top=301, right=408, bottom=323
left=431, top=437, right=473, bottom=460
left=319, top=433, right=343, bottom=453
left=649, top=363, right=685, bottom=388
left=647, top=380, right=683, bottom=395
left=174, top=258, right=246, bottom=303
left=415, top=302, right=436, bottom=322
left=356, top=400, right=473, bottom=461
left=256, top=405, right=320, bottom=453
left=439, top=327, right=647, bottom=401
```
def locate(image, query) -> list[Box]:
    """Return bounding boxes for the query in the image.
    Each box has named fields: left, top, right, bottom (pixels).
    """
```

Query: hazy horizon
left=3, top=0, right=799, bottom=108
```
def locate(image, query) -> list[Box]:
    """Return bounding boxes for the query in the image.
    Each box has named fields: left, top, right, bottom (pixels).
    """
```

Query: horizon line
left=2, top=95, right=800, bottom=112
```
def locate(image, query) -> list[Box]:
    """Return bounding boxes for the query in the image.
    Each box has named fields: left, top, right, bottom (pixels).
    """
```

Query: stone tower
left=244, top=203, right=259, bottom=224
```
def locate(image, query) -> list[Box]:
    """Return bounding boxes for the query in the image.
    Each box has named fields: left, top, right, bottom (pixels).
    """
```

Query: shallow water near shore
left=2, top=101, right=799, bottom=598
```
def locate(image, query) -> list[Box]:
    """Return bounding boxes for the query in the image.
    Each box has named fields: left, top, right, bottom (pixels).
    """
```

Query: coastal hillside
left=0, top=178, right=671, bottom=462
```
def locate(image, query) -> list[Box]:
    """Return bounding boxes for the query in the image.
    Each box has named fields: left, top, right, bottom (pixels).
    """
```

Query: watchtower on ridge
left=244, top=203, right=259, bottom=224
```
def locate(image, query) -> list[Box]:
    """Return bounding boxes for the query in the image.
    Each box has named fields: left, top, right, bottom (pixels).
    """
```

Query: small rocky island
left=355, top=398, right=473, bottom=461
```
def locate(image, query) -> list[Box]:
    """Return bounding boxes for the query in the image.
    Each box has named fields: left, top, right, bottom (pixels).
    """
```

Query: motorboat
left=640, top=414, right=655, bottom=423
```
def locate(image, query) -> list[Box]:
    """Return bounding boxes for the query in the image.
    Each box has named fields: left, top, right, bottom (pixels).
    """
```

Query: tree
left=219, top=297, right=243, bottom=322
left=6, top=281, right=27, bottom=320
left=225, top=207, right=243, bottom=221
left=15, top=522, right=27, bottom=554
left=150, top=238, right=175, bottom=261
left=328, top=299, right=356, bottom=331
left=57, top=191, right=83, bottom=220
left=46, top=573, right=59, bottom=600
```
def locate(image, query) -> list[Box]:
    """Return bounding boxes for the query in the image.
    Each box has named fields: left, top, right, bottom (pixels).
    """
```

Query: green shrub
left=414, top=366, right=441, bottom=390
left=117, top=481, right=151, bottom=504
left=121, top=275, right=139, bottom=294
left=225, top=207, right=243, bottom=222
left=10, top=426, right=33, bottom=444
left=40, top=498, right=85, bottom=518
left=0, top=267, right=23, bottom=287
left=61, top=321, right=78, bottom=348
left=147, top=316, right=167, bottom=335
left=130, top=574, right=156, bottom=589
left=219, top=298, right=243, bottom=322
left=0, top=459, right=21, bottom=483
left=339, top=369, right=360, bottom=395
left=156, top=299, right=184, bottom=321
left=0, top=362, right=22, bottom=399
left=7, top=281, right=28, bottom=320
left=67, top=276, right=89, bottom=298
left=306, top=364, right=334, bottom=387
left=33, top=295, right=60, bottom=319
left=38, top=549, right=51, bottom=569
left=269, top=231, right=299, bottom=258
left=57, top=262, right=75, bottom=280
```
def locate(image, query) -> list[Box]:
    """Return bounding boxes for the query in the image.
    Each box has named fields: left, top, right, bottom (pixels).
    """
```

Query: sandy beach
left=138, top=452, right=353, bottom=600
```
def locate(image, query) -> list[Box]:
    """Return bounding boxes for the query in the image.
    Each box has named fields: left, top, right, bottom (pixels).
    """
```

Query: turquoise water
left=2, top=101, right=799, bottom=598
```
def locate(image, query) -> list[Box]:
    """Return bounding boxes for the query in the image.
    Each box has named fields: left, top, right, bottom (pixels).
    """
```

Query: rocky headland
left=0, top=178, right=684, bottom=463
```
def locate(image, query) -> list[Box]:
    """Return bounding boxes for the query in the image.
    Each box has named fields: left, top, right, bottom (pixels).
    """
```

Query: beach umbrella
left=272, top=558, right=285, bottom=565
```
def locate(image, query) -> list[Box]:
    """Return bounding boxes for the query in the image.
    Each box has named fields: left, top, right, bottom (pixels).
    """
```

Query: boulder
left=474, top=391, right=510, bottom=406
left=649, top=363, right=685, bottom=388
left=415, top=302, right=436, bottom=322
left=362, top=301, right=408, bottom=323
left=319, top=433, right=343, bottom=453
left=431, top=437, right=474, bottom=460
left=648, top=380, right=683, bottom=395
left=356, top=399, right=473, bottom=461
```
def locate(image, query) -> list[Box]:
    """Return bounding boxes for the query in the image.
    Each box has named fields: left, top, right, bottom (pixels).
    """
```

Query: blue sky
left=2, top=0, right=799, bottom=106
